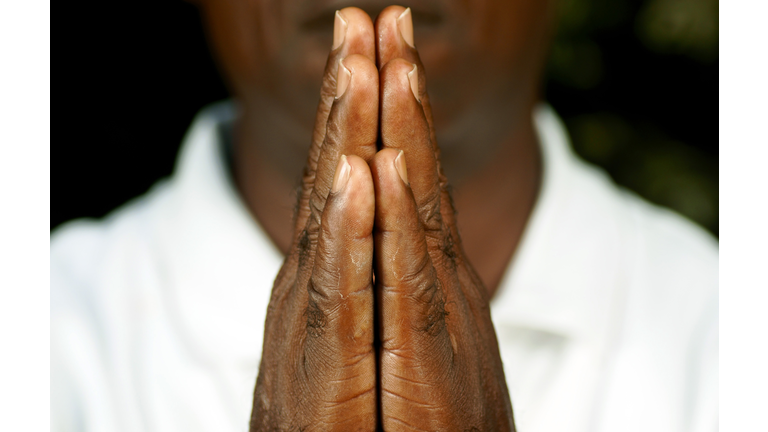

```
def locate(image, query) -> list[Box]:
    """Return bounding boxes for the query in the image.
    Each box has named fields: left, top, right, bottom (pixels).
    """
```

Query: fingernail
left=407, top=64, right=420, bottom=102
left=336, top=59, right=351, bottom=99
left=397, top=8, right=415, bottom=48
left=332, top=155, right=352, bottom=193
left=394, top=150, right=409, bottom=185
left=332, top=10, right=348, bottom=50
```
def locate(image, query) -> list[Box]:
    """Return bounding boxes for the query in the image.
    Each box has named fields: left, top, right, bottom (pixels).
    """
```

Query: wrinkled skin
left=249, top=10, right=380, bottom=430
left=373, top=8, right=514, bottom=429
left=250, top=7, right=514, bottom=430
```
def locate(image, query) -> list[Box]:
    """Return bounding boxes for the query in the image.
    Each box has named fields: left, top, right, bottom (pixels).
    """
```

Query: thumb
left=371, top=149, right=452, bottom=350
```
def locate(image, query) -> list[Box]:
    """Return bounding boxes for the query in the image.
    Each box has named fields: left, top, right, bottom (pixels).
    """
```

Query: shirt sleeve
left=51, top=220, right=119, bottom=432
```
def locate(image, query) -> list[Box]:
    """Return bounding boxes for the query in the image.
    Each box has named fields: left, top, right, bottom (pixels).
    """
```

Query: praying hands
left=250, top=7, right=515, bottom=431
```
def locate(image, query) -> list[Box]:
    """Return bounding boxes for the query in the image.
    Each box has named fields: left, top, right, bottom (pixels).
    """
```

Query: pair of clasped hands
left=251, top=6, right=514, bottom=431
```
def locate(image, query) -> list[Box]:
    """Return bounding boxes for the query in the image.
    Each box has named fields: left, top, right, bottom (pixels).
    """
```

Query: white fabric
left=51, top=102, right=718, bottom=432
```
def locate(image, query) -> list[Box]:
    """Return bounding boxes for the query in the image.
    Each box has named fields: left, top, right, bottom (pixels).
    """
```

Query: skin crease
left=193, top=0, right=556, bottom=429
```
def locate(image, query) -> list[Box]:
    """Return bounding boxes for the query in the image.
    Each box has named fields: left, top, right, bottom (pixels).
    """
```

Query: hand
left=249, top=8, right=381, bottom=431
left=371, top=6, right=515, bottom=430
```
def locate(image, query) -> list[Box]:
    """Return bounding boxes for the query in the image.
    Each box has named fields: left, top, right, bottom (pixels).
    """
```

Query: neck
left=452, top=112, right=541, bottom=297
left=232, top=102, right=308, bottom=255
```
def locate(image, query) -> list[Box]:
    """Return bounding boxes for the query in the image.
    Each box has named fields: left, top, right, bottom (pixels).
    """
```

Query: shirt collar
left=490, top=104, right=626, bottom=344
left=152, top=101, right=283, bottom=365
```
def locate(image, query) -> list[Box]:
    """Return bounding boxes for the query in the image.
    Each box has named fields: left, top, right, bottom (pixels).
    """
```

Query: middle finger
left=294, top=7, right=377, bottom=241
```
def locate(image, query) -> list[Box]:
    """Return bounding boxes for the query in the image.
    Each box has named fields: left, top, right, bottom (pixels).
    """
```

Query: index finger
left=375, top=6, right=438, bottom=154
left=294, top=7, right=376, bottom=242
left=375, top=6, right=460, bottom=239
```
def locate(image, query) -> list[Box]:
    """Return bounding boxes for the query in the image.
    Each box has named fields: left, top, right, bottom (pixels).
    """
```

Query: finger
left=294, top=7, right=375, bottom=240
left=304, top=155, right=376, bottom=420
left=379, top=58, right=443, bottom=235
left=376, top=6, right=462, bottom=245
left=371, top=149, right=451, bottom=347
left=375, top=6, right=438, bottom=151
left=297, top=53, right=379, bottom=252
left=371, top=149, right=454, bottom=405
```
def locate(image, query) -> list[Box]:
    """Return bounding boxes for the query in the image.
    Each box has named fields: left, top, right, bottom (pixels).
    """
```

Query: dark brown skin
left=249, top=10, right=380, bottom=429
left=194, top=0, right=555, bottom=429
left=372, top=7, right=514, bottom=429
left=198, top=0, right=551, bottom=293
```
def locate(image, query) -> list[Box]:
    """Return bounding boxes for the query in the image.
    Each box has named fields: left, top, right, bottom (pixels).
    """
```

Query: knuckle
left=442, top=183, right=458, bottom=217
left=441, top=232, right=459, bottom=269
left=305, top=280, right=328, bottom=338
left=296, top=229, right=313, bottom=268
left=324, top=113, right=343, bottom=143
left=400, top=267, right=449, bottom=336
left=418, top=279, right=449, bottom=335
left=309, top=192, right=326, bottom=226
left=318, top=214, right=338, bottom=245
left=418, top=188, right=444, bottom=233
left=397, top=249, right=432, bottom=287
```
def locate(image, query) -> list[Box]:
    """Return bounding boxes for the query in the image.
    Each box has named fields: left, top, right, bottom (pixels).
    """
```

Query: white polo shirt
left=51, top=102, right=718, bottom=432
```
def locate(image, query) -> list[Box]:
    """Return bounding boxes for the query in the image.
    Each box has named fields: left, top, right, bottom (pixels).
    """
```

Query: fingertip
left=335, top=54, right=378, bottom=104
left=345, top=154, right=373, bottom=181
left=372, top=148, right=409, bottom=187
left=371, top=148, right=403, bottom=184
left=332, top=10, right=348, bottom=50
left=339, top=154, right=376, bottom=231
left=347, top=154, right=374, bottom=182
left=331, top=54, right=379, bottom=138
left=371, top=149, right=415, bottom=231
left=320, top=155, right=375, bottom=258
left=332, top=154, right=373, bottom=197
left=397, top=7, right=415, bottom=48
left=394, top=150, right=409, bottom=185
left=380, top=58, right=419, bottom=102
left=375, top=5, right=408, bottom=38
left=340, top=155, right=374, bottom=204
left=375, top=5, right=411, bottom=67
left=325, top=9, right=375, bottom=103
left=335, top=59, right=352, bottom=99
left=331, top=154, right=351, bottom=194
left=407, top=63, right=420, bottom=103
left=377, top=5, right=408, bottom=22
left=339, top=54, right=378, bottom=85
left=374, top=5, right=407, bottom=33
left=379, top=58, right=421, bottom=110
left=339, top=6, right=375, bottom=29
left=337, top=7, right=375, bottom=60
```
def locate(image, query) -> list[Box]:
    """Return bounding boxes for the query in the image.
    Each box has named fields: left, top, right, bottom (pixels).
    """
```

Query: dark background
left=54, top=0, right=718, bottom=234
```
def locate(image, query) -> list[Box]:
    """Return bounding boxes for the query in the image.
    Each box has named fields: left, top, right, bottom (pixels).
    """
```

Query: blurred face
left=199, top=0, right=553, bottom=176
